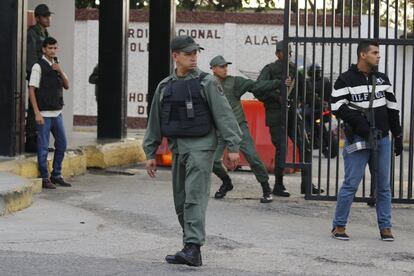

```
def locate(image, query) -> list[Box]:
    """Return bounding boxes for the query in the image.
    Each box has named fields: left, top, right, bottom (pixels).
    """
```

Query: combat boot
left=175, top=243, right=202, bottom=267
left=260, top=182, right=273, bottom=203
left=272, top=175, right=290, bottom=197
left=214, top=175, right=233, bottom=199
left=300, top=183, right=325, bottom=194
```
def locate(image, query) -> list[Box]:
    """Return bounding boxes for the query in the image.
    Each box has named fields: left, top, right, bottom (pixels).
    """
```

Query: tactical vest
left=222, top=77, right=245, bottom=124
left=161, top=73, right=212, bottom=138
left=35, top=59, right=64, bottom=111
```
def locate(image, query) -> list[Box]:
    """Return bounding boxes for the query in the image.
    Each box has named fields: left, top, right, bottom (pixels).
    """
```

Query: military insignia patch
left=216, top=83, right=224, bottom=95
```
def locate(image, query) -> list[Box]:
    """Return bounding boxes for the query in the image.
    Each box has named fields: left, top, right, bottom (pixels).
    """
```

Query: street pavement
left=0, top=165, right=414, bottom=276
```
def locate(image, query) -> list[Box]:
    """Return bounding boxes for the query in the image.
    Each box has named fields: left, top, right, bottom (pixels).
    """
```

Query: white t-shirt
left=29, top=56, right=62, bottom=117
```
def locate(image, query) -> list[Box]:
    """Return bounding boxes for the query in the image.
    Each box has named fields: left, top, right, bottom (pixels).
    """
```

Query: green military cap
left=276, top=40, right=292, bottom=53
left=170, top=35, right=204, bottom=52
left=209, top=55, right=232, bottom=68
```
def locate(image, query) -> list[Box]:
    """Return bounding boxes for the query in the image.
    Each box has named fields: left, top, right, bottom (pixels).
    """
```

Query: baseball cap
left=34, top=4, right=53, bottom=17
left=170, top=36, right=204, bottom=53
left=209, top=55, right=232, bottom=68
left=276, top=40, right=292, bottom=53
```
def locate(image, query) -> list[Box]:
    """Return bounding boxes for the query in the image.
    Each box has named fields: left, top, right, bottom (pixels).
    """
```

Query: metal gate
left=281, top=0, right=414, bottom=203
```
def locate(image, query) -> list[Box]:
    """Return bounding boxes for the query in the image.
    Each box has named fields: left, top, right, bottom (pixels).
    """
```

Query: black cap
left=170, top=36, right=204, bottom=53
left=34, top=4, right=53, bottom=17
left=276, top=40, right=292, bottom=52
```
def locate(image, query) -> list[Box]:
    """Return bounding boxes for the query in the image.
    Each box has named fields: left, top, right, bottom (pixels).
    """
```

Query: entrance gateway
left=281, top=0, right=414, bottom=203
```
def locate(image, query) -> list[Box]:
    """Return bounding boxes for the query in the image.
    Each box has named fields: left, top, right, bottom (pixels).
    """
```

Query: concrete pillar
left=97, top=0, right=129, bottom=139
left=147, top=0, right=176, bottom=116
left=0, top=0, right=27, bottom=156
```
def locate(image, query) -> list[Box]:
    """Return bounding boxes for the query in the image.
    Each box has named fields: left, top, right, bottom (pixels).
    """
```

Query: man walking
left=28, top=37, right=71, bottom=189
left=257, top=40, right=323, bottom=197
left=26, top=4, right=53, bottom=152
left=143, top=36, right=241, bottom=266
left=209, top=55, right=281, bottom=203
left=331, top=40, right=403, bottom=241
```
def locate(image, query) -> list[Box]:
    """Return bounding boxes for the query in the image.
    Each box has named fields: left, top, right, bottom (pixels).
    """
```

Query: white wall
left=72, top=14, right=412, bottom=140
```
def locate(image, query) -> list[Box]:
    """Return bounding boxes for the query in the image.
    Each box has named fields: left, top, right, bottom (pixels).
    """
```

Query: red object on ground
left=233, top=100, right=299, bottom=173
left=155, top=99, right=300, bottom=173
left=155, top=138, right=172, bottom=166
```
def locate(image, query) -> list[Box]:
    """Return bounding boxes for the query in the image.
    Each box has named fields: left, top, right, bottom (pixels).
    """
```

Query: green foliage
left=75, top=0, right=278, bottom=12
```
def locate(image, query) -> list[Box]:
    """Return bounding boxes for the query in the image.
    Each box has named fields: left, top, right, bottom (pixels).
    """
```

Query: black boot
left=165, top=254, right=181, bottom=264
left=260, top=182, right=273, bottom=203
left=272, top=175, right=290, bottom=197
left=175, top=243, right=202, bottom=267
left=300, top=183, right=325, bottom=194
left=214, top=175, right=233, bottom=199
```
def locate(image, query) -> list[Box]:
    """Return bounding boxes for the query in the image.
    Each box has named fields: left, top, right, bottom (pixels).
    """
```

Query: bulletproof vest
left=35, top=59, right=64, bottom=111
left=222, top=76, right=245, bottom=124
left=161, top=73, right=212, bottom=138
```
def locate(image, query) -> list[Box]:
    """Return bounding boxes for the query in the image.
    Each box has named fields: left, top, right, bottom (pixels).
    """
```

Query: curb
left=0, top=173, right=34, bottom=216
left=84, top=138, right=146, bottom=169
left=0, top=137, right=146, bottom=216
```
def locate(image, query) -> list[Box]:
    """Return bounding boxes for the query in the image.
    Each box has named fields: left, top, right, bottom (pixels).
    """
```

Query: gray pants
left=212, top=122, right=269, bottom=184
left=172, top=150, right=214, bottom=245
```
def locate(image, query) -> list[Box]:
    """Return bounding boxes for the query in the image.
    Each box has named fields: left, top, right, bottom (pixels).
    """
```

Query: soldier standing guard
left=257, top=40, right=324, bottom=197
left=143, top=36, right=242, bottom=267
left=26, top=4, right=53, bottom=152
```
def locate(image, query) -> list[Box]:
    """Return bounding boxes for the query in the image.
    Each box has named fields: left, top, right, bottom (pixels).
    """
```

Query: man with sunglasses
left=257, top=40, right=324, bottom=197
left=209, top=55, right=281, bottom=203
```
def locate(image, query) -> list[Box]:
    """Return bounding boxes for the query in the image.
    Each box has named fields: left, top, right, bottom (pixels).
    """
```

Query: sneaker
left=301, top=184, right=325, bottom=194
left=272, top=184, right=290, bottom=197
left=50, top=176, right=72, bottom=187
left=42, top=179, right=56, bottom=189
left=260, top=182, right=273, bottom=203
left=380, top=228, right=394, bottom=242
left=331, top=226, right=350, bottom=241
left=214, top=177, right=233, bottom=199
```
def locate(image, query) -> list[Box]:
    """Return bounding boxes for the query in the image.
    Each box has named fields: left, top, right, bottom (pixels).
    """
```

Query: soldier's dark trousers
left=172, top=150, right=214, bottom=245
left=25, top=105, right=38, bottom=152
left=212, top=122, right=269, bottom=183
left=269, top=117, right=312, bottom=184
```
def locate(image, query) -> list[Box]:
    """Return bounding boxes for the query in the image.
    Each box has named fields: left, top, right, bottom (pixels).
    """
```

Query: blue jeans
left=36, top=114, right=67, bottom=179
left=333, top=135, right=392, bottom=230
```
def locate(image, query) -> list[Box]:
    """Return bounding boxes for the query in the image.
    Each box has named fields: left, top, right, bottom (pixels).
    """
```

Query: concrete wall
left=28, top=0, right=75, bottom=140
left=73, top=18, right=360, bottom=121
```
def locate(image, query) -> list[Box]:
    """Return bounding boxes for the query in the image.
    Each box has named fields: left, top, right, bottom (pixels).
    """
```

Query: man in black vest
left=144, top=36, right=241, bottom=266
left=28, top=37, right=71, bottom=189
left=25, top=3, right=53, bottom=152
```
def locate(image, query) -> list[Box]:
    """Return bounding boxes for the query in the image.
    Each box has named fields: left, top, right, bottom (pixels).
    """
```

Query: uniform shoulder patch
left=217, top=83, right=224, bottom=95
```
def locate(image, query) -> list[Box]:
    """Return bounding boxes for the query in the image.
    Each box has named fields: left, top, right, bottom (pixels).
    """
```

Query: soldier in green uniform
left=25, top=4, right=52, bottom=152
left=257, top=40, right=324, bottom=197
left=143, top=36, right=242, bottom=267
left=209, top=55, right=282, bottom=203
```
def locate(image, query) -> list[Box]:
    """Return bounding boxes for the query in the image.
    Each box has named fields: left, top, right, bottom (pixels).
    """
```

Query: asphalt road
left=0, top=165, right=413, bottom=276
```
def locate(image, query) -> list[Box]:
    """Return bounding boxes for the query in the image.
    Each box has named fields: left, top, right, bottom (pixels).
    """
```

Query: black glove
left=351, top=117, right=370, bottom=140
left=394, top=135, right=403, bottom=156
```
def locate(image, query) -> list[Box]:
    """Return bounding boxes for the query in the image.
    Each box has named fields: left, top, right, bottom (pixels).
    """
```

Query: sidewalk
left=0, top=127, right=147, bottom=216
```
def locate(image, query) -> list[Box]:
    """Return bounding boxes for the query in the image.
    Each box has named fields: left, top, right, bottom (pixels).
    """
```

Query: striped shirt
left=331, top=64, right=401, bottom=136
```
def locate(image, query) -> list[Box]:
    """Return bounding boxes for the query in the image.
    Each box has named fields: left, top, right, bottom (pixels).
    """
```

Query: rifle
left=347, top=72, right=381, bottom=206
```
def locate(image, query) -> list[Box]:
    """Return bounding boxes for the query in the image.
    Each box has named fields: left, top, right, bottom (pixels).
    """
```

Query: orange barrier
left=155, top=99, right=300, bottom=173
left=235, top=100, right=299, bottom=173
